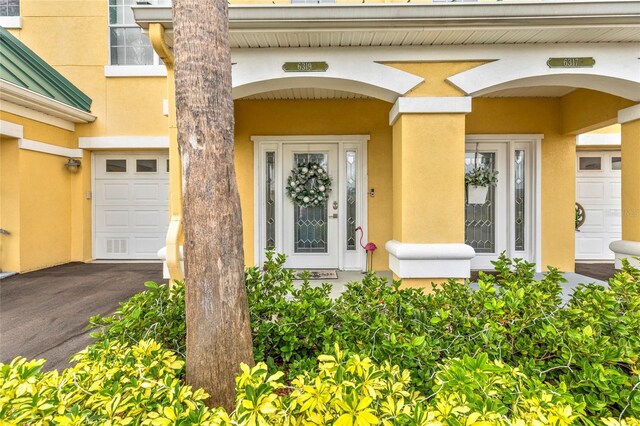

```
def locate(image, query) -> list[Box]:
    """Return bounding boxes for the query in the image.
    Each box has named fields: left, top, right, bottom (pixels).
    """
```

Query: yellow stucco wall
left=392, top=113, right=466, bottom=243
left=10, top=0, right=168, bottom=139
left=3, top=0, right=169, bottom=271
left=234, top=98, right=393, bottom=270
left=0, top=112, right=87, bottom=273
left=561, top=89, right=635, bottom=135
left=385, top=62, right=487, bottom=97
left=467, top=98, right=576, bottom=272
left=0, top=139, right=21, bottom=272
left=18, top=149, right=75, bottom=272
left=621, top=119, right=640, bottom=242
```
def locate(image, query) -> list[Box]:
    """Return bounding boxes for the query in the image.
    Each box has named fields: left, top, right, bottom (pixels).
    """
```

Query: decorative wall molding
left=232, top=52, right=423, bottom=102
left=618, top=104, right=640, bottom=124
left=18, top=138, right=83, bottom=158
left=385, top=240, right=475, bottom=279
left=389, top=97, right=472, bottom=125
left=447, top=45, right=640, bottom=101
left=79, top=136, right=169, bottom=149
left=0, top=120, right=24, bottom=139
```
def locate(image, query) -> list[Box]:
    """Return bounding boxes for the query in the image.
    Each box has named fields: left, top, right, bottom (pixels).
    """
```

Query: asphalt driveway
left=0, top=262, right=164, bottom=371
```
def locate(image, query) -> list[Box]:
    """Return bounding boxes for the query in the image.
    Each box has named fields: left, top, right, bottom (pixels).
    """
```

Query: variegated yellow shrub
left=0, top=340, right=229, bottom=425
left=2, top=341, right=639, bottom=425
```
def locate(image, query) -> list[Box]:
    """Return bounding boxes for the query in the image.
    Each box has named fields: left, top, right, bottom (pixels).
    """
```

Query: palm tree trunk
left=173, top=0, right=254, bottom=411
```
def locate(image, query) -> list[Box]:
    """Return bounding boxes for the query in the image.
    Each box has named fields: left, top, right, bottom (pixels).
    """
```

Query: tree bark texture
left=172, top=0, right=254, bottom=411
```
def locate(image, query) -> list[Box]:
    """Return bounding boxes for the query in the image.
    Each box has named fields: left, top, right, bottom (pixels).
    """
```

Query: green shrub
left=246, top=251, right=336, bottom=372
left=89, top=281, right=186, bottom=356
left=84, top=252, right=640, bottom=422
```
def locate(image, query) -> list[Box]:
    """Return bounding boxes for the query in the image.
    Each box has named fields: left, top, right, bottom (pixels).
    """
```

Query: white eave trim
left=618, top=104, right=640, bottom=124
left=0, top=80, right=96, bottom=128
left=133, top=1, right=640, bottom=31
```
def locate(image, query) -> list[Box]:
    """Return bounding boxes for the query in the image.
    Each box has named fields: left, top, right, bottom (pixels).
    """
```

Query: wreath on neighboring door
left=286, top=162, right=332, bottom=207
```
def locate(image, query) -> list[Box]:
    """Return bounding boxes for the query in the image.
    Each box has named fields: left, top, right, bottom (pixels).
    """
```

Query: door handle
left=331, top=213, right=338, bottom=219
left=0, top=229, right=10, bottom=235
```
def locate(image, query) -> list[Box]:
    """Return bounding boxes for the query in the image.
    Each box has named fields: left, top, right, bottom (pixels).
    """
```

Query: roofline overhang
left=0, top=80, right=97, bottom=124
left=133, top=1, right=640, bottom=32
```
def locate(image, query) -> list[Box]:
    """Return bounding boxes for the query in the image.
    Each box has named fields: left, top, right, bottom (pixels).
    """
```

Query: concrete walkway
left=0, top=262, right=163, bottom=371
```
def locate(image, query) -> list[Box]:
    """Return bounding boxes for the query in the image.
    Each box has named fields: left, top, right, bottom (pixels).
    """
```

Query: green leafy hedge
left=4, top=252, right=640, bottom=425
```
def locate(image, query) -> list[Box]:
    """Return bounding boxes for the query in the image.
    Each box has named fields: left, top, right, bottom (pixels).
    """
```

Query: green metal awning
left=0, top=26, right=92, bottom=112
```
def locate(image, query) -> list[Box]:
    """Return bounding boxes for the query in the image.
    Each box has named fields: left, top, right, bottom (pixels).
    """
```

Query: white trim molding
left=0, top=16, right=21, bottom=28
left=0, top=120, right=24, bottom=139
left=609, top=240, right=640, bottom=269
left=232, top=54, right=422, bottom=103
left=447, top=45, right=640, bottom=102
left=618, top=104, right=640, bottom=124
left=385, top=240, right=475, bottom=279
left=389, top=97, right=472, bottom=125
left=0, top=81, right=96, bottom=131
left=79, top=136, right=169, bottom=149
left=251, top=135, right=370, bottom=143
left=104, top=65, right=167, bottom=78
left=18, top=139, right=83, bottom=158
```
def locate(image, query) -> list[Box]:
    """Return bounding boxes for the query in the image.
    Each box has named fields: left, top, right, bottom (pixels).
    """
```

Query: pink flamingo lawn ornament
left=355, top=226, right=377, bottom=272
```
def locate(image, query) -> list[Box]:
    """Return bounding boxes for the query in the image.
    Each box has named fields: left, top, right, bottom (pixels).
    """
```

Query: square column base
left=385, top=240, right=475, bottom=279
left=609, top=240, right=640, bottom=269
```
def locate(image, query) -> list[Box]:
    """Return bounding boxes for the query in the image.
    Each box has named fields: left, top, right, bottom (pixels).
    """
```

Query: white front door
left=254, top=136, right=369, bottom=271
left=465, top=141, right=535, bottom=269
left=282, top=144, right=339, bottom=268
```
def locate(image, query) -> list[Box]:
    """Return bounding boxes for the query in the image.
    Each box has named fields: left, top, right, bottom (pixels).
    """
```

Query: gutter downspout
left=149, top=23, right=184, bottom=283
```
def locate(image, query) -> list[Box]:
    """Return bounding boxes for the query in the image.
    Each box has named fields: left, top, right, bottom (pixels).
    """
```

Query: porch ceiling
left=239, top=88, right=370, bottom=100
left=133, top=1, right=640, bottom=50
left=238, top=86, right=576, bottom=100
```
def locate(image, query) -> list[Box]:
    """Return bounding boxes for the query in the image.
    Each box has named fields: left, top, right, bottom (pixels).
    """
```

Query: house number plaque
left=282, top=62, right=329, bottom=72
left=546, top=57, right=595, bottom=68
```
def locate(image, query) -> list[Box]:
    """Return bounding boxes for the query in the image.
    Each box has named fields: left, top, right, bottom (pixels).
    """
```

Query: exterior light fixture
left=65, top=158, right=81, bottom=173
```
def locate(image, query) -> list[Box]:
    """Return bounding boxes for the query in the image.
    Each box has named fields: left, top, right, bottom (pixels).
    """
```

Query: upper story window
left=0, top=0, right=19, bottom=17
left=109, top=0, right=159, bottom=66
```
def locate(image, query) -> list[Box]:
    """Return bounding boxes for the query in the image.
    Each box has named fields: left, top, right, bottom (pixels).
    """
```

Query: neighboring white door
left=282, top=144, right=340, bottom=269
left=94, top=152, right=169, bottom=259
left=575, top=151, right=621, bottom=260
left=465, top=140, right=535, bottom=270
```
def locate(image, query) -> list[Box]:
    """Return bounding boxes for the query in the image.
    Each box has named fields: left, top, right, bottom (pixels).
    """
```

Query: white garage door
left=94, top=152, right=169, bottom=259
left=575, top=151, right=621, bottom=260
